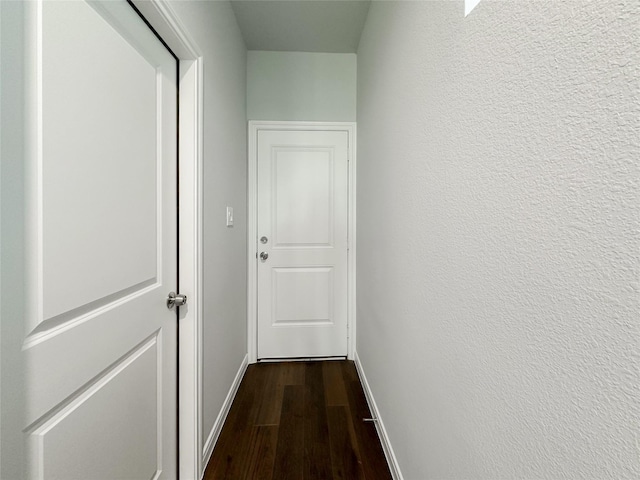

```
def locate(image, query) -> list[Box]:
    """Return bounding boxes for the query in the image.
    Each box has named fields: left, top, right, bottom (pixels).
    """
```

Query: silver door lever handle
left=259, top=252, right=269, bottom=261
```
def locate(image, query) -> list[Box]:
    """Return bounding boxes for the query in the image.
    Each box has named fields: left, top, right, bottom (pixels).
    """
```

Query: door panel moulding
left=247, top=121, right=357, bottom=364
left=130, top=1, right=204, bottom=478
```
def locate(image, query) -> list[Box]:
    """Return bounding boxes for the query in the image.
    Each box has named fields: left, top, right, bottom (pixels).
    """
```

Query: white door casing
left=127, top=0, right=207, bottom=477
left=17, top=1, right=178, bottom=478
left=249, top=122, right=356, bottom=361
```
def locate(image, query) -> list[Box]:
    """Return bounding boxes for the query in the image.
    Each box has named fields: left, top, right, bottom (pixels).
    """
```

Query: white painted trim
left=0, top=8, right=3, bottom=475
left=176, top=56, right=205, bottom=480
left=347, top=125, right=357, bottom=361
left=130, top=2, right=204, bottom=479
left=354, top=351, right=404, bottom=480
left=200, top=354, right=248, bottom=475
left=247, top=121, right=357, bottom=364
left=247, top=123, right=258, bottom=363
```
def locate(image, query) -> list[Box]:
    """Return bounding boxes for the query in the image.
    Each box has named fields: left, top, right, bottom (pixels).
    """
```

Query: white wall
left=0, top=3, right=25, bottom=477
left=247, top=51, right=356, bottom=121
left=167, top=0, right=248, bottom=461
left=356, top=1, right=639, bottom=479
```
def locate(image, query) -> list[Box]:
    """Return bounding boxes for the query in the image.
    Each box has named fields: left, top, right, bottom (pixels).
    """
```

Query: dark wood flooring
left=203, top=360, right=393, bottom=480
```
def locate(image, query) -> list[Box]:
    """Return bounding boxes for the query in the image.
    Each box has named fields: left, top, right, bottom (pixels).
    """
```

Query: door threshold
left=257, top=356, right=347, bottom=363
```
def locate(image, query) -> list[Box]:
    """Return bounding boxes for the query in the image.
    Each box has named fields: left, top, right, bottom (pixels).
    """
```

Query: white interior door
left=257, top=129, right=349, bottom=359
left=20, top=1, right=178, bottom=478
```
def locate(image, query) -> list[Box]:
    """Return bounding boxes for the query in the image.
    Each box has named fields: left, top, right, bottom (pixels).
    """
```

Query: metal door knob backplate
left=260, top=252, right=269, bottom=261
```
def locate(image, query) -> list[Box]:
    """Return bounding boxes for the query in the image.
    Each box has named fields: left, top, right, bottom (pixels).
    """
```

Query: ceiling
left=230, top=0, right=371, bottom=53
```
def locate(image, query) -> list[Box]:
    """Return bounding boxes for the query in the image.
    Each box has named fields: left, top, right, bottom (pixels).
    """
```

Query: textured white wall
left=168, top=0, right=248, bottom=452
left=356, top=1, right=639, bottom=478
left=247, top=51, right=356, bottom=121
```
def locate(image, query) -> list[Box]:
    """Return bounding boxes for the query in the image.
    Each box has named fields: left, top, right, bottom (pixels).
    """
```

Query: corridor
left=204, top=361, right=392, bottom=479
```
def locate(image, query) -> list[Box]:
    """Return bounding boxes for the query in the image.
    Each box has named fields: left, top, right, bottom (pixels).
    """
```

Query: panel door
left=257, top=130, right=349, bottom=359
left=19, top=1, right=178, bottom=478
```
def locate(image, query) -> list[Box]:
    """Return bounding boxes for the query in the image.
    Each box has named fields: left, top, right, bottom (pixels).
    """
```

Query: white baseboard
left=200, top=353, right=249, bottom=477
left=353, top=351, right=404, bottom=480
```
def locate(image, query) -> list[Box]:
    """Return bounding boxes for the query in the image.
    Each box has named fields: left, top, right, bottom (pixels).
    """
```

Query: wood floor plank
left=303, top=362, right=333, bottom=480
left=231, top=364, right=266, bottom=425
left=205, top=366, right=265, bottom=479
left=343, top=407, right=363, bottom=468
left=272, top=384, right=305, bottom=480
left=244, top=426, right=278, bottom=480
left=323, top=361, right=349, bottom=406
left=255, top=363, right=284, bottom=426
left=281, top=361, right=306, bottom=385
left=327, top=406, right=366, bottom=480
left=255, top=362, right=307, bottom=426
left=205, top=412, right=251, bottom=478
left=340, top=359, right=359, bottom=384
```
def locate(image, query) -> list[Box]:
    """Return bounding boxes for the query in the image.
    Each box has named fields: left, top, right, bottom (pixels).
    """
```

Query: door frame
left=247, top=121, right=357, bottom=364
left=129, top=2, right=204, bottom=478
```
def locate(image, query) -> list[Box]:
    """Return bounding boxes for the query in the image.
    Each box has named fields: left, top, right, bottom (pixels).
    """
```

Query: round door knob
left=259, top=252, right=269, bottom=261
left=167, top=291, right=187, bottom=309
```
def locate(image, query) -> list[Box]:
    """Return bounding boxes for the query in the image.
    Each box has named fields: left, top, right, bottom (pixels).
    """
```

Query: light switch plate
left=226, top=206, right=234, bottom=227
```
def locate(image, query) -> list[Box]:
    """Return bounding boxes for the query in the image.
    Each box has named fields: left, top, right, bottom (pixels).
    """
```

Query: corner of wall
left=200, top=354, right=248, bottom=477
left=353, top=351, right=404, bottom=480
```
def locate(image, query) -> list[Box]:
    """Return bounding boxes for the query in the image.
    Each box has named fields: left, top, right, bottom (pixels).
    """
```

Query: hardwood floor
left=204, top=360, right=393, bottom=480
